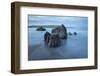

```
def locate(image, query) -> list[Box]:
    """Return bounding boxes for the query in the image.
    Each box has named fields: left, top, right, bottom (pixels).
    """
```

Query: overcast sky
left=28, top=15, right=88, bottom=30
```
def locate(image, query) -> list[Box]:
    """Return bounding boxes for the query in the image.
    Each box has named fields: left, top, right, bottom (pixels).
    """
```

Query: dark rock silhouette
left=36, top=26, right=46, bottom=31
left=74, top=32, right=77, bottom=35
left=44, top=32, right=61, bottom=47
left=48, top=33, right=61, bottom=47
left=68, top=32, right=72, bottom=35
left=44, top=24, right=67, bottom=48
left=52, top=24, right=67, bottom=39
left=44, top=31, right=51, bottom=44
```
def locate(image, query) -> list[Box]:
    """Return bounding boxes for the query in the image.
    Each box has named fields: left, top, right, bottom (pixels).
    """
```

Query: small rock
left=73, top=32, right=77, bottom=35
left=68, top=32, right=72, bottom=35
left=36, top=26, right=46, bottom=31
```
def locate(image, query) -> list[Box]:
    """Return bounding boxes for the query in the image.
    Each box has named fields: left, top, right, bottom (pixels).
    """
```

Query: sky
left=28, top=15, right=88, bottom=30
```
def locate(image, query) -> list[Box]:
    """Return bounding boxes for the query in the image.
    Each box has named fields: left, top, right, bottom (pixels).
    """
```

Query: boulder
left=52, top=24, right=67, bottom=39
left=44, top=24, right=67, bottom=48
left=48, top=33, right=61, bottom=47
left=44, top=31, right=51, bottom=44
left=73, top=32, right=77, bottom=35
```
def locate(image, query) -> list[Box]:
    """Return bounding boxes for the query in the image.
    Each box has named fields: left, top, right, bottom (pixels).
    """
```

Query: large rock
left=48, top=33, right=61, bottom=47
left=52, top=24, right=67, bottom=39
left=44, top=31, right=51, bottom=44
left=44, top=32, right=61, bottom=47
left=44, top=24, right=67, bottom=48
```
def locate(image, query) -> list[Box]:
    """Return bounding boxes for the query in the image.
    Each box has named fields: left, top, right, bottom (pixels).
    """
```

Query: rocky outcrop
left=68, top=32, right=72, bottom=35
left=44, top=31, right=51, bottom=44
left=44, top=24, right=67, bottom=48
left=48, top=33, right=61, bottom=47
left=52, top=24, right=67, bottom=39
left=36, top=26, right=46, bottom=31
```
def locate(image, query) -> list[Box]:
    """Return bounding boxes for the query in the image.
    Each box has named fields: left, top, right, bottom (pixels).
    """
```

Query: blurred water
left=28, top=27, right=88, bottom=60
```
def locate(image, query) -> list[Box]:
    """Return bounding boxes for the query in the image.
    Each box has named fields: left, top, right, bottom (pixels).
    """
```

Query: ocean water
left=28, top=27, right=88, bottom=60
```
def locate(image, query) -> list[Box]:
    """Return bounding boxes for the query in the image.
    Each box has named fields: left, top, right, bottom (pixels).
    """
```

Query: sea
left=28, top=27, right=88, bottom=60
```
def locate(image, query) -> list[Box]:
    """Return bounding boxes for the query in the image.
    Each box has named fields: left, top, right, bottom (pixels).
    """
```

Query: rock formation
left=44, top=24, right=67, bottom=48
left=52, top=24, right=67, bottom=39
left=44, top=31, right=51, bottom=44
left=48, top=33, right=61, bottom=47
left=36, top=26, right=46, bottom=31
left=68, top=32, right=72, bottom=35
